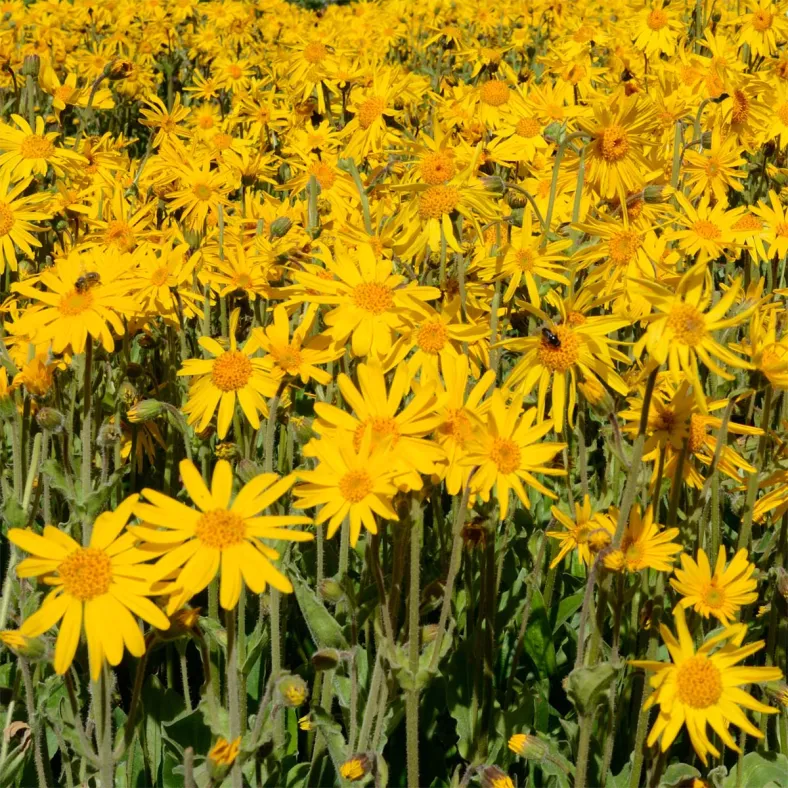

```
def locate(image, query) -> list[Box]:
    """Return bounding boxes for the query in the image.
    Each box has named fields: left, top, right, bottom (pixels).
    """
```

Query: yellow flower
left=683, top=131, right=746, bottom=204
left=665, top=194, right=744, bottom=263
left=179, top=308, right=278, bottom=439
left=630, top=606, right=783, bottom=765
left=339, top=754, right=372, bottom=782
left=465, top=390, right=565, bottom=520
left=547, top=495, right=614, bottom=569
left=0, top=172, right=50, bottom=275
left=8, top=496, right=170, bottom=680
left=671, top=548, right=758, bottom=626
left=132, top=459, right=312, bottom=612
left=604, top=505, right=681, bottom=573
left=208, top=736, right=240, bottom=767
left=0, top=115, right=84, bottom=181
left=139, top=93, right=191, bottom=148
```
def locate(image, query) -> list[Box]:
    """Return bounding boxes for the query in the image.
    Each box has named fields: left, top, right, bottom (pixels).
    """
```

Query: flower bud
left=603, top=549, right=626, bottom=572
left=215, top=442, right=239, bottom=461
left=298, top=714, right=313, bottom=731
left=208, top=736, right=240, bottom=779
left=21, top=54, right=40, bottom=77
left=506, top=189, right=528, bottom=208
left=319, top=578, right=344, bottom=604
left=421, top=623, right=438, bottom=645
left=269, top=216, right=292, bottom=239
left=236, top=458, right=262, bottom=484
left=311, top=648, right=340, bottom=671
left=35, top=407, right=65, bottom=433
left=578, top=377, right=614, bottom=417
left=157, top=607, right=202, bottom=641
left=128, top=399, right=164, bottom=423
left=339, top=754, right=372, bottom=782
left=125, top=362, right=145, bottom=380
left=508, top=732, right=548, bottom=760
left=480, top=765, right=515, bottom=788
left=278, top=674, right=308, bottom=707
left=480, top=175, right=506, bottom=194
left=0, top=630, right=44, bottom=660
left=642, top=185, right=667, bottom=204
left=106, top=59, right=133, bottom=80
left=97, top=421, right=123, bottom=447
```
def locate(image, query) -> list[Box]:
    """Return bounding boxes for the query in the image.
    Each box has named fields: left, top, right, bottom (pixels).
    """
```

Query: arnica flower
left=464, top=390, right=566, bottom=520
left=294, top=428, right=399, bottom=547
left=0, top=172, right=50, bottom=275
left=547, top=495, right=615, bottom=569
left=630, top=606, right=783, bottom=765
left=480, top=765, right=515, bottom=788
left=132, top=460, right=313, bottom=612
left=340, top=754, right=372, bottom=782
left=179, top=308, right=278, bottom=439
left=8, top=495, right=170, bottom=680
left=0, top=115, right=84, bottom=180
left=208, top=736, right=241, bottom=768
left=671, top=547, right=758, bottom=626
left=604, top=505, right=681, bottom=574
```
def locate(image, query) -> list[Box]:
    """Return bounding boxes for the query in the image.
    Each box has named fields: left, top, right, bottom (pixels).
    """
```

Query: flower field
left=1, top=0, right=788, bottom=785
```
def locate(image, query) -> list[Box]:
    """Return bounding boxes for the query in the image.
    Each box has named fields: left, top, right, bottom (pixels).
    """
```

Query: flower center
left=150, top=267, right=169, bottom=286
left=303, top=41, right=328, bottom=63
left=776, top=222, right=788, bottom=238
left=667, top=304, right=706, bottom=346
left=778, top=103, right=788, bottom=126
left=308, top=162, right=336, bottom=190
left=272, top=344, right=303, bottom=374
left=419, top=185, right=460, bottom=219
left=516, top=117, right=542, bottom=138
left=0, top=202, right=14, bottom=236
left=702, top=580, right=726, bottom=610
left=352, top=282, right=394, bottom=315
left=59, top=547, right=113, bottom=600
left=54, top=85, right=75, bottom=102
left=415, top=320, right=448, bottom=353
left=20, top=134, right=54, bottom=160
left=105, top=220, right=135, bottom=250
left=211, top=351, right=253, bottom=391
left=59, top=289, right=95, bottom=316
left=622, top=538, right=644, bottom=567
left=732, top=214, right=763, bottom=232
left=194, top=509, right=246, bottom=549
left=480, top=80, right=510, bottom=106
left=353, top=416, right=400, bottom=449
left=646, top=8, right=668, bottom=29
left=338, top=469, right=373, bottom=503
left=358, top=96, right=385, bottom=129
left=537, top=325, right=581, bottom=372
left=420, top=151, right=456, bottom=185
left=212, top=133, right=233, bottom=150
left=439, top=408, right=474, bottom=445
left=599, top=125, right=630, bottom=162
left=609, top=230, right=640, bottom=265
left=227, top=64, right=243, bottom=80
left=752, top=8, right=773, bottom=31
left=235, top=273, right=253, bottom=289
left=489, top=436, right=521, bottom=474
left=692, top=219, right=721, bottom=239
left=677, top=654, right=723, bottom=709
left=732, top=90, right=749, bottom=124
left=193, top=182, right=214, bottom=201
left=199, top=114, right=215, bottom=130
left=688, top=413, right=707, bottom=453
left=514, top=247, right=537, bottom=272
left=705, top=157, right=721, bottom=177
left=761, top=343, right=788, bottom=371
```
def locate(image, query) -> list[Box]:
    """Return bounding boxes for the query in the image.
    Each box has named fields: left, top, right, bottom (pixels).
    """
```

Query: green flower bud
left=35, top=407, right=65, bottom=433
left=277, top=674, right=308, bottom=707
left=319, top=578, right=344, bottom=604
left=269, top=216, right=292, bottom=238
left=127, top=399, right=164, bottom=423
left=311, top=648, right=340, bottom=671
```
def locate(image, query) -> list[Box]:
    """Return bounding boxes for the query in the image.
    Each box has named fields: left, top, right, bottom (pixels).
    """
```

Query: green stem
left=81, top=337, right=93, bottom=545
left=270, top=587, right=283, bottom=750
left=405, top=499, right=422, bottom=788
left=21, top=657, right=50, bottom=788
left=226, top=608, right=242, bottom=788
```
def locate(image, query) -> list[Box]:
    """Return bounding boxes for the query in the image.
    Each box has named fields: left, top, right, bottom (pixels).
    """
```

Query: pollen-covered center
left=419, top=185, right=460, bottom=219
left=688, top=413, right=707, bottom=453
left=272, top=344, right=304, bottom=374
left=352, top=282, right=394, bottom=315
left=420, top=151, right=456, bottom=185
left=752, top=8, right=773, bottom=31
left=692, top=219, right=721, bottom=239
left=194, top=509, right=246, bottom=549
left=732, top=91, right=749, bottom=124
left=0, top=202, right=14, bottom=236
left=599, top=125, right=630, bottom=162
left=667, top=304, right=706, bottom=346
left=777, top=103, right=788, bottom=126
left=732, top=214, right=763, bottom=232
left=513, top=247, right=537, bottom=272
left=308, top=162, right=336, bottom=190
left=489, top=436, right=521, bottom=474
left=212, top=133, right=233, bottom=151
left=211, top=351, right=253, bottom=391
left=480, top=80, right=510, bottom=106
left=677, top=653, right=723, bottom=709
left=193, top=182, right=214, bottom=201
left=415, top=320, right=449, bottom=353
left=354, top=416, right=400, bottom=449
left=59, top=289, right=95, bottom=316
left=439, top=408, right=474, bottom=445
left=303, top=41, right=328, bottom=64
left=537, top=325, right=580, bottom=372
left=20, top=134, right=54, bottom=159
left=150, top=267, right=169, bottom=286
left=59, top=547, right=113, bottom=600
left=702, top=580, right=726, bottom=610
left=105, top=220, right=135, bottom=250
left=358, top=96, right=386, bottom=129
left=516, top=117, right=542, bottom=138
left=646, top=8, right=668, bottom=29
left=338, top=469, right=373, bottom=503
left=608, top=230, right=640, bottom=265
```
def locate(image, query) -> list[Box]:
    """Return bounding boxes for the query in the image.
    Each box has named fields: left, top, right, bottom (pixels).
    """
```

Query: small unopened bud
left=208, top=736, right=240, bottom=777
left=277, top=674, right=308, bottom=707
left=36, top=407, right=65, bottom=433
left=316, top=197, right=332, bottom=216
left=21, top=54, right=40, bottom=77
left=127, top=399, right=164, bottom=423
left=480, top=175, right=506, bottom=194
left=506, top=189, right=528, bottom=208
left=236, top=458, right=262, bottom=484
left=0, top=630, right=44, bottom=660
left=642, top=185, right=667, bottom=204
left=125, top=362, right=144, bottom=380
left=269, top=216, right=292, bottom=239
left=508, top=732, right=548, bottom=760
left=97, top=421, right=122, bottom=447
left=215, top=442, right=238, bottom=461
left=298, top=714, right=313, bottom=731
left=578, top=377, right=613, bottom=417
left=603, top=549, right=626, bottom=572
left=339, top=754, right=372, bottom=782
left=311, top=648, right=340, bottom=671
left=319, top=578, right=344, bottom=604
left=421, top=623, right=438, bottom=645
left=480, top=765, right=515, bottom=788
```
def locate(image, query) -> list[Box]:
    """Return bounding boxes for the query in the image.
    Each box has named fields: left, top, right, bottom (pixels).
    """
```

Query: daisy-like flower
left=0, top=173, right=50, bottom=274
left=0, top=115, right=84, bottom=181
left=683, top=131, right=746, bottom=204
left=547, top=495, right=615, bottom=569
left=248, top=304, right=342, bottom=386
left=630, top=606, right=783, bottom=765
left=8, top=496, right=170, bottom=680
left=11, top=249, right=138, bottom=354
left=665, top=194, right=744, bottom=263
left=179, top=309, right=278, bottom=439
left=751, top=190, right=788, bottom=260
left=464, top=390, right=565, bottom=520
left=636, top=262, right=754, bottom=408
left=739, top=309, right=788, bottom=388
left=754, top=469, right=788, bottom=523
left=671, top=547, right=758, bottom=626
left=139, top=93, right=191, bottom=148
left=208, top=737, right=241, bottom=768
left=290, top=244, right=440, bottom=359
left=632, top=3, right=684, bottom=56
left=293, top=428, right=400, bottom=547
left=604, top=505, right=681, bottom=573
left=165, top=160, right=233, bottom=232
left=132, top=460, right=312, bottom=612
left=738, top=0, right=788, bottom=57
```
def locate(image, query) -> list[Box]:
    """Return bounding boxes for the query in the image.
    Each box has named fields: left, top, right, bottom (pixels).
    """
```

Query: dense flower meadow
left=0, top=0, right=787, bottom=785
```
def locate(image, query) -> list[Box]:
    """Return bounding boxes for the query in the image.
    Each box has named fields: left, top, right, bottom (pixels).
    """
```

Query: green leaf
left=523, top=586, right=557, bottom=677
left=142, top=674, right=186, bottom=783
left=552, top=593, right=584, bottom=634
left=292, top=572, right=348, bottom=650
left=660, top=763, right=701, bottom=787
left=565, top=662, right=619, bottom=716
left=1, top=496, right=27, bottom=529
left=722, top=752, right=788, bottom=788
left=163, top=708, right=212, bottom=757
left=0, top=741, right=29, bottom=785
